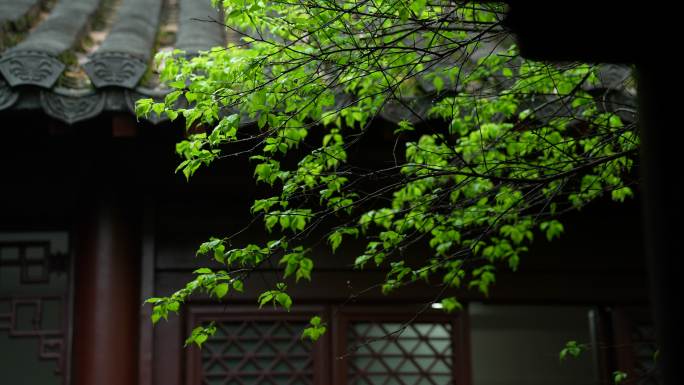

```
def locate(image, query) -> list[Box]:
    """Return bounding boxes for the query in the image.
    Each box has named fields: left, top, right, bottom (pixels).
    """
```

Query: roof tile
left=83, top=0, right=163, bottom=88
left=0, top=0, right=103, bottom=87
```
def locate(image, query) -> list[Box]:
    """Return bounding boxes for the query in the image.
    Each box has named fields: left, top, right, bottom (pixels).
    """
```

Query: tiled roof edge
left=0, top=0, right=103, bottom=88
left=83, top=0, right=164, bottom=88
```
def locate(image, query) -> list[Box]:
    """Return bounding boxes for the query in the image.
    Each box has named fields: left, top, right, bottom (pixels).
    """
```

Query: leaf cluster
left=137, top=0, right=638, bottom=342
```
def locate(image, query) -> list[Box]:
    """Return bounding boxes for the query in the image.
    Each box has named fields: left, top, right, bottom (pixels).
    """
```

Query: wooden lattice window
left=187, top=306, right=467, bottom=385
left=187, top=307, right=327, bottom=385
left=334, top=309, right=467, bottom=385
left=346, top=322, right=454, bottom=385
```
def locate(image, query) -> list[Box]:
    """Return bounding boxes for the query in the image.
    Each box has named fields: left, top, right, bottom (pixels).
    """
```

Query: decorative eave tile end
left=0, top=78, right=19, bottom=110
left=0, top=51, right=65, bottom=88
left=40, top=90, right=106, bottom=125
left=83, top=52, right=147, bottom=89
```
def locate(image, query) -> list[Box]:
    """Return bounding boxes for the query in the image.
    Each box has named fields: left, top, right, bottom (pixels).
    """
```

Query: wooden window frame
left=333, top=306, right=470, bottom=385
left=186, top=305, right=330, bottom=385
left=185, top=304, right=471, bottom=385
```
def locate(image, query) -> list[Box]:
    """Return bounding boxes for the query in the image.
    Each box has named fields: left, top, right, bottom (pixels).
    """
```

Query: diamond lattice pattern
left=347, top=322, right=453, bottom=385
left=201, top=321, right=313, bottom=385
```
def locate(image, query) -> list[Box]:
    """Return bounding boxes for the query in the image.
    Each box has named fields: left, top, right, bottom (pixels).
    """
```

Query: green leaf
left=185, top=323, right=216, bottom=348
left=197, top=238, right=222, bottom=256
left=354, top=254, right=372, bottom=268
left=540, top=220, right=564, bottom=241
left=135, top=98, right=153, bottom=117
left=145, top=297, right=162, bottom=304
left=613, top=371, right=628, bottom=384
left=328, top=231, right=343, bottom=253
left=440, top=297, right=463, bottom=313
left=433, top=76, right=444, bottom=92
left=214, top=283, right=229, bottom=299
left=213, top=244, right=226, bottom=263
left=296, top=257, right=313, bottom=282
left=167, top=301, right=180, bottom=312
left=302, top=316, right=327, bottom=341
left=409, top=0, right=426, bottom=16
left=168, top=80, right=186, bottom=89
left=276, top=292, right=293, bottom=311
left=194, top=333, right=208, bottom=346
left=258, top=292, right=274, bottom=308
left=232, top=280, right=244, bottom=292
left=559, top=340, right=585, bottom=361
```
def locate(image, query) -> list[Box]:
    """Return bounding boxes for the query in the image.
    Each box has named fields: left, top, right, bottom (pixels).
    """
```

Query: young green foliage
left=302, top=316, right=327, bottom=341
left=559, top=340, right=587, bottom=361
left=185, top=322, right=217, bottom=348
left=612, top=371, right=628, bottom=385
left=138, top=0, right=637, bottom=343
left=258, top=283, right=293, bottom=311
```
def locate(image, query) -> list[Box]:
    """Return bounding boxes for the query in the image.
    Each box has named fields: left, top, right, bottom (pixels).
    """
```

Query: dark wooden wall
left=0, top=113, right=650, bottom=385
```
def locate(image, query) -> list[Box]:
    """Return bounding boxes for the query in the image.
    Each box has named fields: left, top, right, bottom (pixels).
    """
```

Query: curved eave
left=0, top=0, right=228, bottom=124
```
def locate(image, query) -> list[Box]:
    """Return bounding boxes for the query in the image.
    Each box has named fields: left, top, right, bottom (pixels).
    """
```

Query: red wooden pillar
left=72, top=140, right=141, bottom=385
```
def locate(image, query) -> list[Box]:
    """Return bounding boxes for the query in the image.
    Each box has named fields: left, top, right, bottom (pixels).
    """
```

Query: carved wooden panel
left=0, top=238, right=70, bottom=385
left=0, top=297, right=66, bottom=372
left=0, top=240, right=51, bottom=283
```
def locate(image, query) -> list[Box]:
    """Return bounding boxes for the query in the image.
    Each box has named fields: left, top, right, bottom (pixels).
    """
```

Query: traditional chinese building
left=1, top=1, right=656, bottom=385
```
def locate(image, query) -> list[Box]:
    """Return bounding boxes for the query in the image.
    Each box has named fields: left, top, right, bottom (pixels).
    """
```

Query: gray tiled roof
left=0, top=1, right=635, bottom=126
left=0, top=0, right=42, bottom=26
left=0, top=0, right=225, bottom=124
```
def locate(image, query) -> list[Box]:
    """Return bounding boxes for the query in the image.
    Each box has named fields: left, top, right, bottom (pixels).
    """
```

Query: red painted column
left=72, top=141, right=141, bottom=385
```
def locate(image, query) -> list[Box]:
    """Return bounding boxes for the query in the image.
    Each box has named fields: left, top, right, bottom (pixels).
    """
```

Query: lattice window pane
left=347, top=322, right=454, bottom=385
left=201, top=320, right=314, bottom=385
